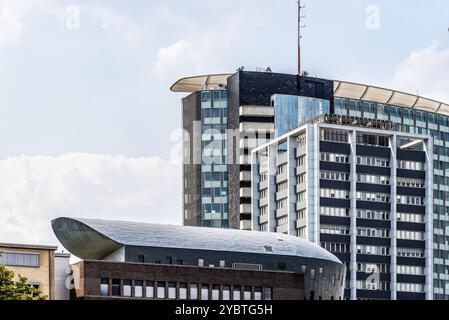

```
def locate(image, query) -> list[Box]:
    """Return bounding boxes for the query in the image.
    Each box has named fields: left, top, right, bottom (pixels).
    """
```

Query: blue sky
left=0, top=0, right=448, bottom=246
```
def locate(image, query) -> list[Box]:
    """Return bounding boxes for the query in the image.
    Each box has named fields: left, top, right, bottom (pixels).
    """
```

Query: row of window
left=101, top=279, right=272, bottom=301
left=320, top=152, right=349, bottom=163
left=357, top=263, right=390, bottom=274
left=397, top=160, right=425, bottom=171
left=320, top=224, right=349, bottom=235
left=357, top=192, right=390, bottom=203
left=321, top=188, right=350, bottom=199
left=357, top=227, right=390, bottom=238
left=276, top=216, right=288, bottom=227
left=0, top=252, right=40, bottom=268
left=320, top=129, right=349, bottom=143
left=276, top=181, right=288, bottom=192
left=397, top=265, right=425, bottom=275
left=397, top=248, right=425, bottom=258
left=397, top=283, right=425, bottom=293
left=397, top=177, right=425, bottom=188
left=321, top=242, right=350, bottom=253
left=356, top=133, right=390, bottom=147
left=397, top=195, right=425, bottom=206
left=356, top=280, right=390, bottom=291
left=357, top=174, right=389, bottom=185
left=397, top=230, right=425, bottom=241
left=321, top=206, right=349, bottom=217
left=357, top=209, right=390, bottom=221
left=321, top=171, right=349, bottom=181
left=357, top=156, right=390, bottom=168
left=357, top=245, right=389, bottom=256
left=397, top=212, right=425, bottom=223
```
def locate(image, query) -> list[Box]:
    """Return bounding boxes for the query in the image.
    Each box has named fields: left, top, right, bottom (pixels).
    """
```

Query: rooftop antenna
left=297, top=0, right=306, bottom=76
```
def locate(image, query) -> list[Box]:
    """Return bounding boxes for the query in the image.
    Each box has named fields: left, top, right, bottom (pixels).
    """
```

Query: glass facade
left=272, top=94, right=330, bottom=136
left=200, top=90, right=229, bottom=228
left=335, top=97, right=449, bottom=300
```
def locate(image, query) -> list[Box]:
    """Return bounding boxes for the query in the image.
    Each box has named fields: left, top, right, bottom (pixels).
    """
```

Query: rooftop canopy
left=170, top=74, right=231, bottom=92
left=334, top=80, right=449, bottom=116
left=52, top=217, right=341, bottom=263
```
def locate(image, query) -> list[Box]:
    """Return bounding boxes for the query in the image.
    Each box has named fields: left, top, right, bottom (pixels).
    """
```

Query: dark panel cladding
left=396, top=274, right=426, bottom=284
left=397, top=204, right=426, bottom=214
left=396, top=292, right=426, bottom=300
left=356, top=165, right=391, bottom=176
left=397, top=257, right=426, bottom=267
left=396, top=187, right=426, bottom=197
left=356, top=290, right=390, bottom=300
left=356, top=145, right=391, bottom=158
left=320, top=180, right=350, bottom=190
left=357, top=254, right=390, bottom=264
left=182, top=92, right=202, bottom=227
left=397, top=169, right=425, bottom=180
left=320, top=198, right=350, bottom=208
left=397, top=239, right=426, bottom=249
left=356, top=183, right=391, bottom=194
left=320, top=216, right=350, bottom=226
left=356, top=201, right=390, bottom=211
left=356, top=219, right=390, bottom=229
left=397, top=149, right=426, bottom=162
left=356, top=237, right=390, bottom=247
left=319, top=234, right=351, bottom=244
left=397, top=221, right=426, bottom=232
left=320, top=141, right=351, bottom=154
left=320, top=162, right=350, bottom=172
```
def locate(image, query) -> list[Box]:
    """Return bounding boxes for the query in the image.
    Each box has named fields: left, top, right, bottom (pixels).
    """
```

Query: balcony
left=239, top=105, right=275, bottom=117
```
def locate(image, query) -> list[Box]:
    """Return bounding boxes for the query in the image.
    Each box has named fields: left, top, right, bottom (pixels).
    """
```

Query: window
left=397, top=177, right=425, bottom=188
left=357, top=192, right=390, bottom=203
left=243, top=287, right=252, bottom=300
left=357, top=156, right=390, bottom=167
left=310, top=269, right=316, bottom=280
left=397, top=230, right=425, bottom=241
left=168, top=282, right=176, bottom=299
left=123, top=280, right=132, bottom=297
left=356, top=133, right=390, bottom=147
left=397, top=248, right=424, bottom=258
left=254, top=287, right=262, bottom=300
left=222, top=286, right=231, bottom=300
left=320, top=224, right=350, bottom=235
left=320, top=207, right=349, bottom=217
left=397, top=160, right=424, bottom=171
left=320, top=188, right=350, bottom=199
left=198, top=259, right=204, bottom=267
left=212, top=285, right=220, bottom=300
left=356, top=245, right=390, bottom=256
left=0, top=252, right=40, bottom=268
left=397, top=265, right=425, bottom=275
left=357, top=174, right=389, bottom=185
left=135, top=280, right=143, bottom=298
left=145, top=281, right=154, bottom=299
left=320, top=171, right=350, bottom=182
left=397, top=283, right=424, bottom=293
left=138, top=255, right=144, bottom=263
left=357, top=227, right=390, bottom=238
left=233, top=286, right=241, bottom=300
left=397, top=195, right=424, bottom=206
left=201, top=284, right=209, bottom=300
left=179, top=283, right=187, bottom=300
left=263, top=288, right=272, bottom=300
left=100, top=278, right=109, bottom=296
left=357, top=209, right=390, bottom=220
left=320, top=152, right=349, bottom=163
left=397, top=212, right=425, bottom=223
left=111, top=279, right=121, bottom=297
left=190, top=284, right=198, bottom=300
left=320, top=129, right=348, bottom=143
left=157, top=282, right=166, bottom=299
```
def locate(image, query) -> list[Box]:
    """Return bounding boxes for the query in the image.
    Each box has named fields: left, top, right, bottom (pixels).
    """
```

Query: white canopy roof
left=170, top=74, right=231, bottom=92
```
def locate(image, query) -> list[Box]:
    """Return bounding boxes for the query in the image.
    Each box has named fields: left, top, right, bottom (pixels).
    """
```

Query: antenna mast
left=297, top=0, right=306, bottom=76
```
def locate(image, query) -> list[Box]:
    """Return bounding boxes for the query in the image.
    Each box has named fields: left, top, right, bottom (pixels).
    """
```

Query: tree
left=0, top=263, right=47, bottom=300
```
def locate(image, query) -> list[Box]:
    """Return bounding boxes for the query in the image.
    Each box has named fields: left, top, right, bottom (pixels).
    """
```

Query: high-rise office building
left=172, top=71, right=449, bottom=299
left=251, top=117, right=433, bottom=300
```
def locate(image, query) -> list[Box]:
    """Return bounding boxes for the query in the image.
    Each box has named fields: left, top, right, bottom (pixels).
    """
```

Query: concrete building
left=173, top=70, right=449, bottom=299
left=251, top=116, right=433, bottom=300
left=0, top=243, right=70, bottom=300
left=51, top=217, right=346, bottom=300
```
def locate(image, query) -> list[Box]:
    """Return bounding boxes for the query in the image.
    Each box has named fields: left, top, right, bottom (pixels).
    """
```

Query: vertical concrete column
left=307, top=125, right=320, bottom=244
left=349, top=130, right=357, bottom=300
left=251, top=150, right=260, bottom=231
left=268, top=144, right=277, bottom=233
left=288, top=136, right=298, bottom=236
left=390, top=134, right=398, bottom=300
left=424, top=138, right=434, bottom=300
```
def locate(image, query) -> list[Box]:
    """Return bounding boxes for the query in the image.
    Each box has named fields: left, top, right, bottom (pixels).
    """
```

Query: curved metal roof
left=334, top=80, right=449, bottom=116
left=52, top=217, right=341, bottom=264
left=170, top=74, right=231, bottom=92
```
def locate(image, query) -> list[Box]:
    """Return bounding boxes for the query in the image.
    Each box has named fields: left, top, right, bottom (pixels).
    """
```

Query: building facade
left=251, top=119, right=434, bottom=300
left=0, top=243, right=70, bottom=300
left=174, top=71, right=449, bottom=299
left=52, top=217, right=346, bottom=300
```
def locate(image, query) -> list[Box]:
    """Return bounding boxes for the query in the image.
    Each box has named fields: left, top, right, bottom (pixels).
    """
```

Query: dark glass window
left=111, top=279, right=121, bottom=296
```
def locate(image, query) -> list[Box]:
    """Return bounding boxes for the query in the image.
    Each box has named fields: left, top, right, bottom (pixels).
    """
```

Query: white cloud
left=391, top=42, right=449, bottom=103
left=0, top=0, right=33, bottom=46
left=0, top=153, right=181, bottom=247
